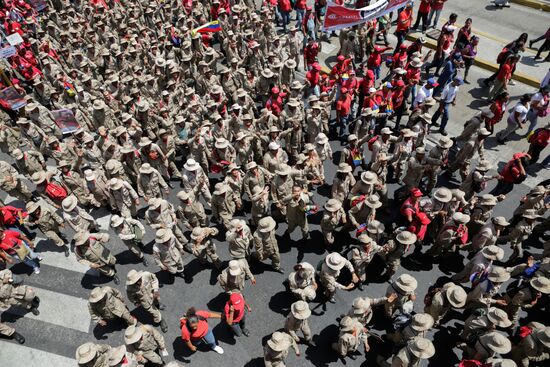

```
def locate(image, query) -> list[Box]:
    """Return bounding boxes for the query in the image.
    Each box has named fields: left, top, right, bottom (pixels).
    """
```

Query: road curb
left=510, top=0, right=550, bottom=11
left=406, top=34, right=541, bottom=88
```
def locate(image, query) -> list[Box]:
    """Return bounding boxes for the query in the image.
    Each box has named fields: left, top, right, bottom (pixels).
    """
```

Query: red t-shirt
left=304, top=43, right=320, bottom=65
left=400, top=197, right=419, bottom=218
left=431, top=0, right=447, bottom=11
left=180, top=311, right=210, bottom=342
left=278, top=0, right=292, bottom=11
left=501, top=160, right=522, bottom=183
left=0, top=229, right=24, bottom=253
left=0, top=206, right=24, bottom=226
left=497, top=63, right=512, bottom=82
left=419, top=0, right=431, bottom=13
left=336, top=94, right=353, bottom=116
left=224, top=294, right=245, bottom=323
left=531, top=129, right=550, bottom=147
left=396, top=8, right=412, bottom=32
left=295, top=0, right=307, bottom=9
left=392, top=89, right=405, bottom=109
left=358, top=74, right=374, bottom=94
left=306, top=70, right=321, bottom=86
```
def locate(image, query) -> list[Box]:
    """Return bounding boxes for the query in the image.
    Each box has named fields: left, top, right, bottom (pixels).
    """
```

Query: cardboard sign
left=323, top=0, right=410, bottom=32
left=27, top=0, right=48, bottom=11
left=0, top=87, right=27, bottom=110
left=6, top=33, right=24, bottom=46
left=52, top=109, right=80, bottom=135
left=0, top=46, right=16, bottom=59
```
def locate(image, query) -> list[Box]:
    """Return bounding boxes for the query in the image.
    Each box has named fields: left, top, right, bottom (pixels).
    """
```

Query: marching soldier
left=351, top=235, right=384, bottom=289
left=288, top=262, right=318, bottom=302
left=152, top=228, right=186, bottom=278
left=189, top=226, right=223, bottom=269
left=126, top=270, right=167, bottom=333
left=12, top=148, right=46, bottom=177
left=145, top=198, right=188, bottom=247
left=108, top=177, right=140, bottom=218
left=511, top=322, right=550, bottom=367
left=137, top=163, right=169, bottom=201
left=345, top=294, right=397, bottom=326
left=62, top=195, right=99, bottom=234
left=218, top=260, right=254, bottom=293
left=74, top=231, right=120, bottom=284
left=505, top=276, right=550, bottom=327
left=385, top=274, right=418, bottom=317
left=319, top=252, right=360, bottom=303
left=25, top=201, right=69, bottom=257
left=0, top=269, right=40, bottom=315
left=424, top=283, right=467, bottom=326
left=76, top=343, right=112, bottom=367
left=124, top=324, right=168, bottom=366
left=88, top=286, right=136, bottom=327
left=285, top=301, right=314, bottom=346
left=264, top=331, right=300, bottom=367
left=0, top=160, right=33, bottom=202
left=332, top=316, right=369, bottom=359
left=110, top=215, right=148, bottom=266
left=321, top=199, right=347, bottom=247
left=176, top=191, right=208, bottom=230
left=253, top=216, right=283, bottom=273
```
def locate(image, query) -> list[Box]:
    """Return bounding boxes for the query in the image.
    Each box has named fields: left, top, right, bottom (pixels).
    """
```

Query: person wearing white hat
left=339, top=134, right=367, bottom=171
left=176, top=191, right=209, bottom=229
left=402, top=147, right=427, bottom=189
left=465, top=266, right=510, bottom=310
left=464, top=330, right=512, bottom=362
left=211, top=183, right=238, bottom=228
left=145, top=198, right=188, bottom=248
left=271, top=164, right=295, bottom=217
left=288, top=262, right=318, bottom=302
left=152, top=228, right=186, bottom=278
left=285, top=185, right=312, bottom=242
left=110, top=214, right=148, bottom=266
left=460, top=159, right=499, bottom=201
left=460, top=307, right=512, bottom=343
left=243, top=161, right=273, bottom=201
left=470, top=216, right=510, bottom=253
left=318, top=252, right=360, bottom=303
left=12, top=148, right=46, bottom=177
left=511, top=185, right=548, bottom=224
left=88, top=286, right=136, bottom=327
left=350, top=234, right=384, bottom=288
left=25, top=201, right=69, bottom=257
left=263, top=140, right=290, bottom=174
left=511, top=322, right=550, bottom=367
left=226, top=220, right=256, bottom=280
left=346, top=293, right=398, bottom=327
left=74, top=230, right=120, bottom=284
left=126, top=270, right=167, bottom=333
left=332, top=316, right=369, bottom=359
left=58, top=159, right=102, bottom=209
left=284, top=301, right=314, bottom=346
left=139, top=137, right=171, bottom=182
left=315, top=132, right=333, bottom=166
left=321, top=199, right=347, bottom=246
left=253, top=216, right=283, bottom=273
left=501, top=209, right=540, bottom=261
left=75, top=342, right=112, bottom=366
left=108, top=177, right=140, bottom=218
left=387, top=337, right=435, bottom=366
left=181, top=158, right=212, bottom=204
left=264, top=330, right=300, bottom=366
left=391, top=312, right=435, bottom=347
left=384, top=274, right=418, bottom=317
left=381, top=230, right=417, bottom=279
left=452, top=244, right=504, bottom=283
left=424, top=136, right=453, bottom=193
left=189, top=226, right=223, bottom=269
left=137, top=163, right=169, bottom=202
left=424, top=282, right=467, bottom=326
left=83, top=169, right=112, bottom=208
left=430, top=212, right=470, bottom=257
left=448, top=127, right=492, bottom=181
left=61, top=194, right=99, bottom=234
left=332, top=163, right=355, bottom=203
left=0, top=268, right=40, bottom=315
left=124, top=324, right=167, bottom=364
left=390, top=129, right=417, bottom=183
left=505, top=276, right=550, bottom=327
left=156, top=125, right=183, bottom=181
left=107, top=344, right=140, bottom=366
left=0, top=161, right=34, bottom=203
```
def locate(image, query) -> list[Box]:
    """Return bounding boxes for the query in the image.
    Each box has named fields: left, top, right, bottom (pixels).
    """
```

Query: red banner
left=323, top=0, right=412, bottom=32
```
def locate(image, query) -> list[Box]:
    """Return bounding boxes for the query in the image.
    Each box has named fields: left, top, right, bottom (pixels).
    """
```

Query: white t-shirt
left=413, top=86, right=432, bottom=108
left=441, top=84, right=459, bottom=104
left=508, top=103, right=529, bottom=125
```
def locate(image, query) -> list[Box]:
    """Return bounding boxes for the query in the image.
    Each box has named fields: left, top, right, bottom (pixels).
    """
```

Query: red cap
left=410, top=187, right=423, bottom=197
left=366, top=70, right=375, bottom=79
left=229, top=292, right=243, bottom=305
left=341, top=87, right=348, bottom=94
left=312, top=62, right=321, bottom=71
left=399, top=43, right=408, bottom=50
left=337, top=55, right=345, bottom=61
left=396, top=80, right=406, bottom=87
left=271, top=86, right=279, bottom=94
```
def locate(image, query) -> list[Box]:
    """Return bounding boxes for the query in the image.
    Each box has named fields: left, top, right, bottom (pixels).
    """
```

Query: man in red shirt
left=278, top=0, right=292, bottom=32
left=392, top=80, right=407, bottom=130
left=367, top=45, right=390, bottom=80
left=303, top=37, right=321, bottom=71
left=0, top=229, right=42, bottom=274
left=428, top=0, right=448, bottom=29
left=295, top=0, right=307, bottom=27
left=305, top=62, right=322, bottom=96
left=224, top=291, right=252, bottom=337
left=527, top=126, right=550, bottom=164
left=265, top=87, right=287, bottom=117
left=490, top=153, right=530, bottom=196
left=180, top=307, right=224, bottom=354
left=336, top=87, right=353, bottom=142
left=413, top=0, right=431, bottom=32
left=395, top=3, right=413, bottom=52
left=400, top=187, right=423, bottom=225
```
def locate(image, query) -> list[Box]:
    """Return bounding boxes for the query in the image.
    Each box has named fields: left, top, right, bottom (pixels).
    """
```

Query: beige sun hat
left=365, top=194, right=382, bottom=209
left=148, top=197, right=162, bottom=210
left=361, top=171, right=378, bottom=185
left=12, top=148, right=24, bottom=160
left=492, top=360, right=517, bottom=367
left=479, top=332, right=512, bottom=354
left=408, top=337, right=435, bottom=359
left=177, top=191, right=191, bottom=201
left=124, top=325, right=143, bottom=344
left=110, top=214, right=124, bottom=228
left=522, top=209, right=540, bottom=219
left=339, top=316, right=357, bottom=332
left=394, top=274, right=418, bottom=293
left=89, top=286, right=107, bottom=303
left=487, top=266, right=511, bottom=283
left=325, top=252, right=346, bottom=270
left=62, top=195, right=78, bottom=212
left=215, top=138, right=230, bottom=149
left=155, top=228, right=171, bottom=243
left=267, top=331, right=291, bottom=352
left=437, top=136, right=453, bottom=149
left=486, top=307, right=512, bottom=328
left=261, top=68, right=274, bottom=78
left=535, top=327, right=550, bottom=348
left=316, top=133, right=328, bottom=144
left=410, top=313, right=434, bottom=331
left=291, top=300, right=311, bottom=320
left=275, top=164, right=292, bottom=176
left=337, top=163, right=352, bottom=173
left=480, top=194, right=498, bottom=206
left=228, top=260, right=241, bottom=276
left=183, top=158, right=200, bottom=171
left=530, top=276, right=550, bottom=294
left=367, top=220, right=385, bottom=234
left=76, top=343, right=99, bottom=364
left=446, top=285, right=467, bottom=308
left=73, top=231, right=91, bottom=246
left=452, top=212, right=470, bottom=224
left=396, top=231, right=417, bottom=245
left=213, top=183, right=229, bottom=195
left=109, top=178, right=123, bottom=190
left=481, top=245, right=504, bottom=261
left=107, top=345, right=127, bottom=366
left=84, top=169, right=96, bottom=182
left=433, top=187, right=453, bottom=203
left=31, top=171, right=48, bottom=185
left=492, top=216, right=510, bottom=227
left=126, top=269, right=142, bottom=285
left=25, top=201, right=40, bottom=214
left=352, top=297, right=370, bottom=314
left=358, top=234, right=373, bottom=244
left=258, top=216, right=276, bottom=233
left=475, top=159, right=492, bottom=171
left=139, top=163, right=154, bottom=174
left=325, top=199, right=342, bottom=212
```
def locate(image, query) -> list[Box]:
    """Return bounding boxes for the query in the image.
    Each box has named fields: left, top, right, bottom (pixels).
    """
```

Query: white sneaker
left=213, top=346, right=224, bottom=354
left=33, top=268, right=40, bottom=274
left=37, top=255, right=43, bottom=261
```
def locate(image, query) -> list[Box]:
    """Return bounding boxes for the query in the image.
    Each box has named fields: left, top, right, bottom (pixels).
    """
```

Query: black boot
left=160, top=319, right=168, bottom=333
left=31, top=307, right=40, bottom=316
left=63, top=246, right=70, bottom=257
left=12, top=332, right=25, bottom=344
left=142, top=256, right=149, bottom=266
left=113, top=274, right=120, bottom=285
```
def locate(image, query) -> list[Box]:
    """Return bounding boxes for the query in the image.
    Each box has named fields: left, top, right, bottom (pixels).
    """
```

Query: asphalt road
left=1, top=3, right=550, bottom=367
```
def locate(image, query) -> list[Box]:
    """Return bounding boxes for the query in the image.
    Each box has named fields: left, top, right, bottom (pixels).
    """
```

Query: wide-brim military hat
left=487, top=266, right=511, bottom=283
left=62, top=195, right=78, bottom=212
left=291, top=300, right=311, bottom=320
left=530, top=276, right=550, bottom=294
left=107, top=345, right=126, bottom=366
left=481, top=245, right=504, bottom=261
left=325, top=252, right=346, bottom=271
left=324, top=199, right=342, bottom=212
left=89, top=286, right=107, bottom=303
left=126, top=269, right=142, bottom=285
left=258, top=217, right=276, bottom=233
left=433, top=187, right=453, bottom=203
left=408, top=337, right=435, bottom=359
left=410, top=313, right=434, bottom=331
left=396, top=231, right=417, bottom=245
left=155, top=228, right=171, bottom=243
left=446, top=285, right=467, bottom=308
left=124, top=325, right=143, bottom=344
left=479, top=332, right=511, bottom=354
left=487, top=307, right=512, bottom=328
left=394, top=274, right=418, bottom=293
left=76, top=342, right=98, bottom=364
left=267, top=331, right=291, bottom=351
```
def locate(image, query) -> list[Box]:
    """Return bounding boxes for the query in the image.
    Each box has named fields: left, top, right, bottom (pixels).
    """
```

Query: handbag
left=14, top=243, right=31, bottom=259
left=132, top=223, right=144, bottom=241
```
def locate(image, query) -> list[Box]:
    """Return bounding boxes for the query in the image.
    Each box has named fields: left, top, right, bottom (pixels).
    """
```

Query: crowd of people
left=0, top=0, right=549, bottom=366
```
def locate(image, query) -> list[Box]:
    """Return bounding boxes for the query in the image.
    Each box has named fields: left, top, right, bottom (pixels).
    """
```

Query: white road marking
left=2, top=286, right=91, bottom=333
left=0, top=343, right=75, bottom=367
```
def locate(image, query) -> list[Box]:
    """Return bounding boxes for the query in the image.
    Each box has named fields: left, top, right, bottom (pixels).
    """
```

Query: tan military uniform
left=126, top=324, right=166, bottom=365
left=218, top=266, right=246, bottom=293
left=75, top=233, right=117, bottom=277
left=263, top=332, right=300, bottom=367
left=109, top=179, right=139, bottom=218
left=0, top=270, right=38, bottom=311
left=14, top=150, right=45, bottom=177
left=145, top=199, right=187, bottom=246
left=137, top=167, right=169, bottom=200
left=511, top=322, right=550, bottom=367
left=88, top=287, right=134, bottom=326
left=286, top=193, right=310, bottom=240
left=253, top=224, right=281, bottom=270
left=27, top=203, right=66, bottom=247
left=288, top=262, right=317, bottom=302
left=127, top=272, right=162, bottom=323
left=152, top=230, right=185, bottom=275
left=189, top=227, right=222, bottom=268
left=0, top=161, right=33, bottom=201
left=176, top=198, right=208, bottom=229
left=284, top=313, right=311, bottom=342
left=113, top=217, right=146, bottom=260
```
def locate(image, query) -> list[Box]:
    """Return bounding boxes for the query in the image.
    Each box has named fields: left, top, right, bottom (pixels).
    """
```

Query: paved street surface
left=0, top=1, right=549, bottom=367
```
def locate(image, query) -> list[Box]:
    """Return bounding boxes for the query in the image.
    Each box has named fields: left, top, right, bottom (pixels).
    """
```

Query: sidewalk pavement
left=511, top=0, right=550, bottom=11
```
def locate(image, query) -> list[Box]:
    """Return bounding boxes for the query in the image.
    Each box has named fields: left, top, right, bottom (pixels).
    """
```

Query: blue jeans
left=526, top=109, right=539, bottom=136
left=296, top=9, right=305, bottom=27
left=280, top=10, right=290, bottom=30
left=17, top=243, right=40, bottom=271
left=194, top=329, right=217, bottom=350
left=432, top=103, right=450, bottom=131
left=373, top=66, right=381, bottom=80
left=428, top=9, right=442, bottom=28
left=339, top=114, right=350, bottom=139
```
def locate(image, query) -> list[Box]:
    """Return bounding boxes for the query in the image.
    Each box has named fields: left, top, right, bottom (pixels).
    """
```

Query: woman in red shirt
left=488, top=55, right=518, bottom=100
left=486, top=92, right=510, bottom=133
left=413, top=0, right=431, bottom=32
left=224, top=291, right=252, bottom=337
left=180, top=307, right=224, bottom=354
left=394, top=3, right=413, bottom=51
left=0, top=229, right=42, bottom=274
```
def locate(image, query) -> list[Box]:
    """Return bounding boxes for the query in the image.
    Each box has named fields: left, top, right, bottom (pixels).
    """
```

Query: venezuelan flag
left=191, top=20, right=222, bottom=36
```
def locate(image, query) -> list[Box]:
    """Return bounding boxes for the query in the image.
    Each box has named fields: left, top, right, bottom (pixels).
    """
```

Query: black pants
left=490, top=179, right=515, bottom=196
left=535, top=39, right=550, bottom=59
left=413, top=11, right=429, bottom=31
